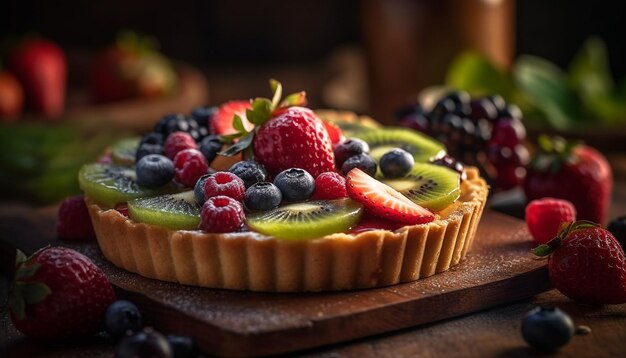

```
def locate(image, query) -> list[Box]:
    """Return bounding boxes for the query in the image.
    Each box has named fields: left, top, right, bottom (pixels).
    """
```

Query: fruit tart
left=80, top=80, right=488, bottom=292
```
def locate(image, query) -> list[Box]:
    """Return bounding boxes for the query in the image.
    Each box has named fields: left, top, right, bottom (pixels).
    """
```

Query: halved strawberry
left=323, top=121, right=344, bottom=145
left=349, top=214, right=405, bottom=234
left=346, top=168, right=434, bottom=224
left=211, top=100, right=253, bottom=135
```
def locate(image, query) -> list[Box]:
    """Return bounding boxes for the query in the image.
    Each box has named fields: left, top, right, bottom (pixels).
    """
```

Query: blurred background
left=2, top=0, right=626, bottom=203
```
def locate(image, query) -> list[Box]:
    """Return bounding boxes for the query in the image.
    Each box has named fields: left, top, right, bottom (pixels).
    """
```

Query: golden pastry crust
left=86, top=167, right=488, bottom=292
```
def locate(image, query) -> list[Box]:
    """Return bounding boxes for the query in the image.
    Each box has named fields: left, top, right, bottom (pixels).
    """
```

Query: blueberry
left=115, top=327, right=172, bottom=358
left=197, top=127, right=209, bottom=140
left=521, top=307, right=574, bottom=352
left=167, top=335, right=199, bottom=358
left=140, top=132, right=165, bottom=146
left=188, top=129, right=201, bottom=142
left=398, top=112, right=430, bottom=133
left=245, top=182, right=282, bottom=211
left=199, top=135, right=223, bottom=164
left=379, top=148, right=414, bottom=178
left=136, top=143, right=164, bottom=162
left=155, top=113, right=186, bottom=135
left=341, top=153, right=377, bottom=177
left=229, top=161, right=268, bottom=188
left=104, top=300, right=143, bottom=340
left=158, top=114, right=190, bottom=136
left=191, top=106, right=217, bottom=127
left=136, top=154, right=175, bottom=188
left=608, top=216, right=626, bottom=251
left=194, top=172, right=215, bottom=205
left=333, top=138, right=370, bottom=167
left=186, top=117, right=199, bottom=130
left=273, top=168, right=315, bottom=202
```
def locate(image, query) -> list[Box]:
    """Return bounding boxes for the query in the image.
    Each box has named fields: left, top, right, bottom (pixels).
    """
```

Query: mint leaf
left=270, top=79, right=283, bottom=110
left=446, top=52, right=514, bottom=99
left=279, top=91, right=307, bottom=108
left=514, top=55, right=582, bottom=130
left=219, top=131, right=254, bottom=157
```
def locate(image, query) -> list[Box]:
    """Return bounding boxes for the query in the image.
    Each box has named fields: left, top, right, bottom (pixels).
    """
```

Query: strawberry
left=346, top=168, right=434, bottom=224
left=322, top=120, right=344, bottom=145
left=90, top=31, right=177, bottom=103
left=533, top=221, right=626, bottom=304
left=525, top=197, right=577, bottom=245
left=524, top=136, right=612, bottom=225
left=0, top=70, right=24, bottom=120
left=9, top=38, right=66, bottom=117
left=8, top=247, right=116, bottom=338
left=253, top=106, right=335, bottom=177
left=211, top=100, right=253, bottom=135
left=220, top=80, right=335, bottom=178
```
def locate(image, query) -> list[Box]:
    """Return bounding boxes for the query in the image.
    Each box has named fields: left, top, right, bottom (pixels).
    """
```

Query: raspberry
left=203, top=171, right=245, bottom=201
left=200, top=196, right=245, bottom=233
left=173, top=149, right=209, bottom=187
left=164, top=131, right=197, bottom=159
left=311, top=172, right=347, bottom=200
left=115, top=203, right=129, bottom=218
left=57, top=195, right=95, bottom=240
left=525, top=198, right=577, bottom=244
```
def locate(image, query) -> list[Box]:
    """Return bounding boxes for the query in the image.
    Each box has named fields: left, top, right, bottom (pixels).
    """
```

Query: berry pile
left=397, top=92, right=529, bottom=189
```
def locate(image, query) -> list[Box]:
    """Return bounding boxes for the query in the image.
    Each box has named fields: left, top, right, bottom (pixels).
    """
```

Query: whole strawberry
left=220, top=80, right=335, bottom=178
left=9, top=38, right=67, bottom=117
left=524, top=136, right=612, bottom=225
left=254, top=106, right=335, bottom=177
left=9, top=247, right=116, bottom=338
left=533, top=221, right=626, bottom=304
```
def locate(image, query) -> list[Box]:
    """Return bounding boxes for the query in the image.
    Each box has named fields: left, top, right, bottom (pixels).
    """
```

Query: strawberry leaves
left=9, top=249, right=51, bottom=320
left=219, top=79, right=307, bottom=157
left=532, top=220, right=599, bottom=257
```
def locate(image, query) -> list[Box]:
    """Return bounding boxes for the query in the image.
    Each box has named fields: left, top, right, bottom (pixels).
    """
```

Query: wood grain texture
left=60, top=210, right=551, bottom=357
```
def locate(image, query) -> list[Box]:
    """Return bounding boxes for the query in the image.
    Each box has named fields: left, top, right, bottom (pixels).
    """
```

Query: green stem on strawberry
left=531, top=135, right=582, bottom=173
left=218, top=79, right=307, bottom=157
left=532, top=220, right=599, bottom=257
left=8, top=249, right=51, bottom=320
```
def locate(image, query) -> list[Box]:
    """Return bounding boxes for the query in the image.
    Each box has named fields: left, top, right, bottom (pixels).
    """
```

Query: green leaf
left=15, top=263, right=40, bottom=281
left=532, top=243, right=554, bottom=257
left=220, top=132, right=245, bottom=143
left=514, top=55, right=582, bottom=130
left=270, top=79, right=283, bottom=110
left=219, top=132, right=254, bottom=157
left=569, top=37, right=614, bottom=99
left=19, top=282, right=51, bottom=304
left=279, top=91, right=307, bottom=108
left=246, top=98, right=272, bottom=125
left=15, top=250, right=27, bottom=267
left=445, top=52, right=514, bottom=99
left=232, top=114, right=246, bottom=133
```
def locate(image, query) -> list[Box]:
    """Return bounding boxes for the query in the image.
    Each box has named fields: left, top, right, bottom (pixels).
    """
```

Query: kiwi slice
left=353, top=127, right=445, bottom=163
left=246, top=198, right=363, bottom=240
left=381, top=163, right=460, bottom=212
left=129, top=191, right=200, bottom=230
left=79, top=163, right=159, bottom=207
left=111, top=137, right=140, bottom=165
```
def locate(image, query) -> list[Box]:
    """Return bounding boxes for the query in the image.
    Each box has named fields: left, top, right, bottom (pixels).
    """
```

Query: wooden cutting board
left=59, top=210, right=550, bottom=357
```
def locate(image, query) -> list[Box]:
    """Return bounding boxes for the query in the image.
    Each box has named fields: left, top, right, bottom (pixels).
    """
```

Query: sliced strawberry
left=346, top=168, right=434, bottom=224
left=211, top=100, right=253, bottom=135
left=323, top=121, right=344, bottom=145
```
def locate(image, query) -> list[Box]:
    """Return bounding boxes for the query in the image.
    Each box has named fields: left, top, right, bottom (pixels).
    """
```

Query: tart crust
left=87, top=167, right=488, bottom=292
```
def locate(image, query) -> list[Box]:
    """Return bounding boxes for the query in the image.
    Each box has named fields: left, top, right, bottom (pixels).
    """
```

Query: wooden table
left=2, top=172, right=626, bottom=357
